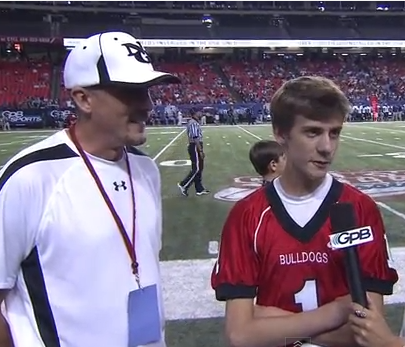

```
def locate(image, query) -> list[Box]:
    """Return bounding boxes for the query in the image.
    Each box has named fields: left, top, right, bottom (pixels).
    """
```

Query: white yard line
left=351, top=125, right=405, bottom=134
left=0, top=130, right=56, bottom=134
left=147, top=131, right=178, bottom=135
left=237, top=126, right=405, bottom=221
left=340, top=134, right=405, bottom=150
left=237, top=125, right=262, bottom=140
left=152, top=129, right=186, bottom=161
left=357, top=154, right=384, bottom=158
left=0, top=140, right=33, bottom=146
left=346, top=121, right=405, bottom=125
left=376, top=202, right=405, bottom=221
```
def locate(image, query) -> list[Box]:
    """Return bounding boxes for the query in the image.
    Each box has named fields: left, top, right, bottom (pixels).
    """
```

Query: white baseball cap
left=63, top=31, right=180, bottom=89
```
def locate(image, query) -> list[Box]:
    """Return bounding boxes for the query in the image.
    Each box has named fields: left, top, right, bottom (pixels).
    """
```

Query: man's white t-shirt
left=0, top=130, right=165, bottom=347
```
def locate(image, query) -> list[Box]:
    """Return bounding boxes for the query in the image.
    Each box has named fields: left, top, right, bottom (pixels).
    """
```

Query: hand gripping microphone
left=329, top=203, right=374, bottom=308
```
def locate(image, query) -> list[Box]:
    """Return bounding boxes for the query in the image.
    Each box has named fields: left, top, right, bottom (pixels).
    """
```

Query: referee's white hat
left=63, top=31, right=180, bottom=89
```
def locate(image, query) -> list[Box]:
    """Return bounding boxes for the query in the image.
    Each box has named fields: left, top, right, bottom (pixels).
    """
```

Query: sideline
left=161, top=246, right=405, bottom=320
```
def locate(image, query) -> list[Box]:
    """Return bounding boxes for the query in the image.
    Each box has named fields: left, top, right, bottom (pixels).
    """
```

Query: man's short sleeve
left=0, top=169, right=41, bottom=289
left=211, top=200, right=260, bottom=301
left=356, top=196, right=399, bottom=295
left=152, top=161, right=163, bottom=253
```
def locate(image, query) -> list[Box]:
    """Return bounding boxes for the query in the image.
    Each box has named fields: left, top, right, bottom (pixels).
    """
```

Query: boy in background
left=249, top=140, right=286, bottom=186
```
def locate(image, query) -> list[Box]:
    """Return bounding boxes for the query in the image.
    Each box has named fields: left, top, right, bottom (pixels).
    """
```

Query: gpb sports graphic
left=48, top=109, right=74, bottom=120
left=214, top=170, right=405, bottom=202
left=328, top=226, right=374, bottom=250
left=1, top=110, right=42, bottom=127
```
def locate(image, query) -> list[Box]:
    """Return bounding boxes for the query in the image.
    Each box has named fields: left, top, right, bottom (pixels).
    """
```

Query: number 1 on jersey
left=294, top=279, right=319, bottom=311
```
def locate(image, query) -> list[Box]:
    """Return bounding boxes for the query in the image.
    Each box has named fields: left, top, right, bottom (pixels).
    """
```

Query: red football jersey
left=211, top=178, right=398, bottom=313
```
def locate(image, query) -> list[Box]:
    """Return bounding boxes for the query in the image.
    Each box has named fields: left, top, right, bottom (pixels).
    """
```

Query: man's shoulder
left=0, top=131, right=78, bottom=191
left=127, top=147, right=155, bottom=169
left=127, top=146, right=149, bottom=157
left=127, top=146, right=160, bottom=182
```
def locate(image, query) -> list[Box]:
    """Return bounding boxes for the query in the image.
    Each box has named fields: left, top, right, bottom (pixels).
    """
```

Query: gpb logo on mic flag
left=329, top=226, right=374, bottom=250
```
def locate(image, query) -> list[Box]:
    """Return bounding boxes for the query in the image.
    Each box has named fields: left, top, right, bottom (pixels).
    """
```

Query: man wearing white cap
left=0, top=32, right=180, bottom=347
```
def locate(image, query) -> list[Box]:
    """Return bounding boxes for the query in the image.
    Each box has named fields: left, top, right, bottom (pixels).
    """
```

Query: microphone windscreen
left=330, top=203, right=357, bottom=234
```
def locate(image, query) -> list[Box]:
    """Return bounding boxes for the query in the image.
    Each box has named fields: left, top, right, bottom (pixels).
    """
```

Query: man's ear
left=70, top=87, right=92, bottom=115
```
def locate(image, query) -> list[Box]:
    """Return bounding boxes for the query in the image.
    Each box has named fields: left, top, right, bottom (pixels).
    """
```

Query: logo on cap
left=122, top=41, right=151, bottom=64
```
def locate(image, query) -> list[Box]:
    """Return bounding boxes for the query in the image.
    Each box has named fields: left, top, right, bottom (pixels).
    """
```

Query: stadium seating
left=145, top=56, right=405, bottom=106
left=150, top=62, right=234, bottom=105
left=0, top=60, right=52, bottom=107
left=222, top=56, right=405, bottom=104
left=5, top=55, right=405, bottom=109
left=58, top=61, right=234, bottom=107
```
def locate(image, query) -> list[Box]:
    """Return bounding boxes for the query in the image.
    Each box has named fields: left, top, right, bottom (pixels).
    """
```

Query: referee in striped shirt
left=177, top=110, right=209, bottom=197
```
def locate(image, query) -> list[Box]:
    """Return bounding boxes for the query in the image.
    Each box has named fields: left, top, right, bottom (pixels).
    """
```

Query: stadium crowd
left=1, top=54, right=405, bottom=121
left=224, top=55, right=405, bottom=105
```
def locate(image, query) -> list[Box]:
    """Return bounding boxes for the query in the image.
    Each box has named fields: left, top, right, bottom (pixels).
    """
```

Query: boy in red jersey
left=212, top=76, right=398, bottom=347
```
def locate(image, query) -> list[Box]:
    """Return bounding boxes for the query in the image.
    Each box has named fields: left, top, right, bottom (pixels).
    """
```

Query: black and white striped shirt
left=187, top=119, right=203, bottom=142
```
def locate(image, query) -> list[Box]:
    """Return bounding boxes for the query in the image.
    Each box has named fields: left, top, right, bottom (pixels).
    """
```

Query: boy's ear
left=268, top=160, right=277, bottom=173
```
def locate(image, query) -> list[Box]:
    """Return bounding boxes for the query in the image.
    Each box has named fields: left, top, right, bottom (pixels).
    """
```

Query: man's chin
left=126, top=135, right=147, bottom=147
left=126, top=123, right=147, bottom=146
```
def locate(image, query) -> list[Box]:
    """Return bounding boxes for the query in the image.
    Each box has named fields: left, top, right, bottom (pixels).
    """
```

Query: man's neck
left=278, top=168, right=326, bottom=197
left=68, top=122, right=124, bottom=162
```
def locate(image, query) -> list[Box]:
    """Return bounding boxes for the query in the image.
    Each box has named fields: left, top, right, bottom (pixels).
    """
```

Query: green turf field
left=2, top=122, right=405, bottom=346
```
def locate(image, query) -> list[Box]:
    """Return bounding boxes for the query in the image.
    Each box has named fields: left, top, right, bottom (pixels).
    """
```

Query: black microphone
left=329, top=203, right=371, bottom=308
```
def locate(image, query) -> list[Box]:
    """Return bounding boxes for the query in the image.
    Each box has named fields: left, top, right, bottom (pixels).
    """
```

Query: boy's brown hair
left=249, top=140, right=284, bottom=176
left=270, top=76, right=351, bottom=134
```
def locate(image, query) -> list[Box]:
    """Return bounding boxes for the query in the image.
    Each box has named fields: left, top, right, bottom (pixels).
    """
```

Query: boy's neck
left=262, top=173, right=278, bottom=184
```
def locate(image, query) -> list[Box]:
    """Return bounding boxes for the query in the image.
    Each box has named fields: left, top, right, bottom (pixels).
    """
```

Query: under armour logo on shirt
left=113, top=181, right=127, bottom=191
left=121, top=42, right=151, bottom=64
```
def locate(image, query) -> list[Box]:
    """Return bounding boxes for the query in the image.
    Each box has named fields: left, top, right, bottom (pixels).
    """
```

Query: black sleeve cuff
left=364, top=277, right=396, bottom=295
left=215, top=283, right=257, bottom=301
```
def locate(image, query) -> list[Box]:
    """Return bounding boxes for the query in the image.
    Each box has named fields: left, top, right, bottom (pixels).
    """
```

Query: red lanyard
left=68, top=125, right=141, bottom=288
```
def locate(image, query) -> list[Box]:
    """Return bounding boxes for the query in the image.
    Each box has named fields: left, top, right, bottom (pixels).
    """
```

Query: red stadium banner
left=370, top=95, right=379, bottom=122
left=0, top=36, right=62, bottom=45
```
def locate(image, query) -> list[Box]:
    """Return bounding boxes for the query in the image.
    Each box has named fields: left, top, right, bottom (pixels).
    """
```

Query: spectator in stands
left=3, top=53, right=405, bottom=122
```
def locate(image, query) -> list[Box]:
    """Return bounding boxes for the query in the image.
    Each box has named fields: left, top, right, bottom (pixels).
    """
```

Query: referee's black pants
left=180, top=142, right=205, bottom=192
